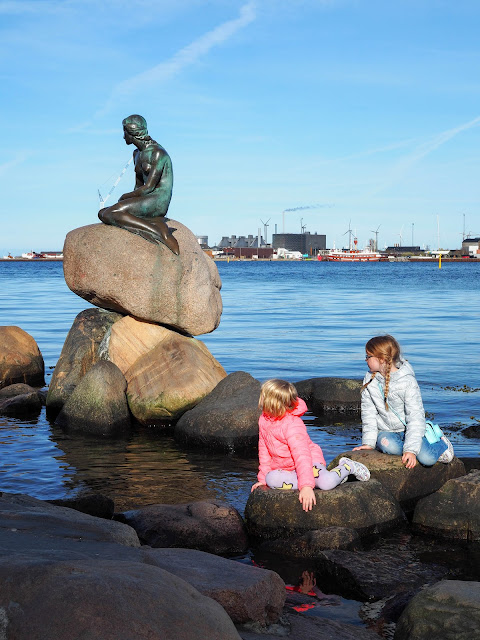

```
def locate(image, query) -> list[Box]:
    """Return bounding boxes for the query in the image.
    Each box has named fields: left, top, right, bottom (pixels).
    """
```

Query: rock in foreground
left=63, top=222, right=222, bottom=336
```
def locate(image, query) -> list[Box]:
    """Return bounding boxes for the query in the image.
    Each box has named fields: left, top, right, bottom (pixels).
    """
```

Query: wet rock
left=462, top=423, right=480, bottom=438
left=459, top=456, right=480, bottom=473
left=144, top=547, right=285, bottom=625
left=0, top=555, right=241, bottom=640
left=63, top=222, right=223, bottom=336
left=394, top=580, right=480, bottom=640
left=245, top=479, right=405, bottom=540
left=46, top=308, right=123, bottom=414
left=258, top=527, right=362, bottom=558
left=0, top=382, right=39, bottom=398
left=108, top=316, right=226, bottom=423
left=120, top=499, right=248, bottom=555
left=55, top=360, right=131, bottom=436
left=0, top=325, right=45, bottom=389
left=315, top=542, right=450, bottom=602
left=48, top=493, right=115, bottom=520
left=0, top=492, right=139, bottom=547
left=412, top=470, right=480, bottom=541
left=0, top=391, right=42, bottom=416
left=296, top=377, right=362, bottom=414
left=331, top=449, right=466, bottom=512
left=175, top=371, right=261, bottom=452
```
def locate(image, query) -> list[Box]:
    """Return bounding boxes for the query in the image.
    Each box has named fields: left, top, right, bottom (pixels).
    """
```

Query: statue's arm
left=119, top=149, right=165, bottom=200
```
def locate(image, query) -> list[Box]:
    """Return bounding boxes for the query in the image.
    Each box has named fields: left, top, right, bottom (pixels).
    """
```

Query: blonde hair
left=259, top=379, right=298, bottom=418
left=361, top=335, right=401, bottom=409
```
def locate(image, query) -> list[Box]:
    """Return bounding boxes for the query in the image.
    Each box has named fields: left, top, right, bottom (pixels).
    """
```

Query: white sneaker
left=437, top=436, right=454, bottom=463
left=339, top=457, right=370, bottom=481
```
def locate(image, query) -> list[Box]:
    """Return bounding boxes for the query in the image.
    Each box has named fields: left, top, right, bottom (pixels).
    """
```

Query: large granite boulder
left=46, top=308, right=123, bottom=414
left=175, top=371, right=262, bottom=452
left=63, top=222, right=222, bottom=336
left=394, top=580, right=480, bottom=640
left=145, top=548, right=285, bottom=625
left=412, top=470, right=480, bottom=541
left=331, top=449, right=466, bottom=512
left=0, top=326, right=44, bottom=389
left=245, top=479, right=405, bottom=540
left=0, top=555, right=241, bottom=640
left=296, top=377, right=362, bottom=414
left=55, top=360, right=131, bottom=436
left=120, top=500, right=248, bottom=555
left=108, top=316, right=226, bottom=423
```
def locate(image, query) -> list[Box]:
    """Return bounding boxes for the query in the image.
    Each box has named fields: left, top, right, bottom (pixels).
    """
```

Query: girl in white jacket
left=353, top=335, right=453, bottom=468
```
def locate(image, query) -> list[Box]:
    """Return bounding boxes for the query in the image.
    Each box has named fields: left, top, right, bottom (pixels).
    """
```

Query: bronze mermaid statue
left=98, top=114, right=179, bottom=255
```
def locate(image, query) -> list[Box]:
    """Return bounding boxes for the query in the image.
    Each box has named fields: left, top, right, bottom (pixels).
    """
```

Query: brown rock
left=120, top=499, right=248, bottom=555
left=258, top=526, right=362, bottom=558
left=144, top=548, right=285, bottom=625
left=116, top=319, right=226, bottom=423
left=0, top=382, right=38, bottom=397
left=0, top=326, right=44, bottom=389
left=46, top=308, right=123, bottom=414
left=55, top=360, right=131, bottom=436
left=245, top=479, right=405, bottom=540
left=63, top=222, right=223, bottom=336
left=332, top=449, right=466, bottom=512
left=412, top=470, right=480, bottom=541
left=0, top=391, right=42, bottom=416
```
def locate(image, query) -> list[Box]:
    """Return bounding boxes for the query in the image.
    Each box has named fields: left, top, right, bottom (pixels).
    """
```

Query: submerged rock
left=412, top=470, right=480, bottom=541
left=120, top=500, right=248, bottom=555
left=63, top=222, right=223, bottom=336
left=296, top=377, right=362, bottom=414
left=55, top=360, right=131, bottom=436
left=0, top=326, right=45, bottom=389
left=175, top=371, right=261, bottom=452
left=0, top=391, right=42, bottom=416
left=245, top=479, right=405, bottom=540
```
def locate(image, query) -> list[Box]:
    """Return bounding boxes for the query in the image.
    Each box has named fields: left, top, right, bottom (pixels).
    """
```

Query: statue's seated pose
left=98, top=114, right=179, bottom=255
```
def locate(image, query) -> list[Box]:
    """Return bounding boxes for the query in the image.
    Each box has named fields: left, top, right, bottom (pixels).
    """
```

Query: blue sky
left=1, top=0, right=480, bottom=254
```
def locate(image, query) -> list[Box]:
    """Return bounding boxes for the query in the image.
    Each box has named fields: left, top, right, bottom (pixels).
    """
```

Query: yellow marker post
left=439, top=254, right=442, bottom=269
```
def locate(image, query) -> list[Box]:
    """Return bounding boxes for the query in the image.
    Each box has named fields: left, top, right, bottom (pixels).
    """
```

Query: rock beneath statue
left=55, top=361, right=131, bottom=436
left=46, top=308, right=123, bottom=415
left=119, top=500, right=248, bottom=556
left=63, top=222, right=222, bottom=336
left=296, top=377, right=362, bottom=414
left=245, top=479, right=405, bottom=540
left=332, top=449, right=466, bottom=512
left=257, top=526, right=362, bottom=558
left=412, top=470, right=480, bottom=541
left=107, top=316, right=226, bottom=423
left=175, top=371, right=262, bottom=452
left=0, top=326, right=45, bottom=390
left=395, top=580, right=480, bottom=640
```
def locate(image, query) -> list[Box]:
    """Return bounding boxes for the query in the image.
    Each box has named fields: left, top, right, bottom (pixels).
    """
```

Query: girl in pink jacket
left=251, top=379, right=370, bottom=511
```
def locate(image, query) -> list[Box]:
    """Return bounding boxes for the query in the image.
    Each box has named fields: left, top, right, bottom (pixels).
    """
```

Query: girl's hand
left=402, top=452, right=417, bottom=469
left=299, top=486, right=316, bottom=511
left=251, top=482, right=265, bottom=492
left=352, top=445, right=374, bottom=451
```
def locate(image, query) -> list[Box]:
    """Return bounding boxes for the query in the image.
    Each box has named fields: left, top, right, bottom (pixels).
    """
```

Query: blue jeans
left=376, top=431, right=447, bottom=467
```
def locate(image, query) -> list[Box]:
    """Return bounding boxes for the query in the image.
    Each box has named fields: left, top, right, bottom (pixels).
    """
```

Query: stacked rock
left=46, top=220, right=226, bottom=435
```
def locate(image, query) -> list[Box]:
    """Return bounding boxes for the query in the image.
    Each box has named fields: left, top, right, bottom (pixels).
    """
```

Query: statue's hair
left=259, top=379, right=298, bottom=418
left=361, top=335, right=401, bottom=409
left=122, top=114, right=151, bottom=142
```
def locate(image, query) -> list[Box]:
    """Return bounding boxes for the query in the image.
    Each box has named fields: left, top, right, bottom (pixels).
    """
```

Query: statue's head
left=122, top=114, right=149, bottom=141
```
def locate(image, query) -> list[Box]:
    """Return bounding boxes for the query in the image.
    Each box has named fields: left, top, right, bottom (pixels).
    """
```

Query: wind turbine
left=343, top=220, right=354, bottom=250
left=370, top=225, right=381, bottom=252
left=398, top=225, right=404, bottom=247
left=260, top=218, right=270, bottom=244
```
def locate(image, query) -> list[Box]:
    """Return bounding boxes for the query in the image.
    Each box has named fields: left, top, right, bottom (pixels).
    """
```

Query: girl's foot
left=437, top=436, right=454, bottom=463
left=339, top=457, right=370, bottom=481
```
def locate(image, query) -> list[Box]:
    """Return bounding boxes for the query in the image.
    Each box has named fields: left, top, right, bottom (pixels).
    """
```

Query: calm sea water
left=1, top=260, right=479, bottom=513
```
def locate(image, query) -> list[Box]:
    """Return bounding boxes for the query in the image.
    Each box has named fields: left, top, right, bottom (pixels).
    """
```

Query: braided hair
left=361, top=335, right=401, bottom=409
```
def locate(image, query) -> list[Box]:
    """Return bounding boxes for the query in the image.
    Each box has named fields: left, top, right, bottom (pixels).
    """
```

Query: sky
left=1, top=0, right=480, bottom=254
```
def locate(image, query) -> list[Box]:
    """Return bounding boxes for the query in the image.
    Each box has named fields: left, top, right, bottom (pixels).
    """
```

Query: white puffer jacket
left=361, top=360, right=426, bottom=455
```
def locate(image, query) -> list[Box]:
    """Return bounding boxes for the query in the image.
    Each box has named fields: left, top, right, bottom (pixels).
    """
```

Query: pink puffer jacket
left=257, top=398, right=326, bottom=490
